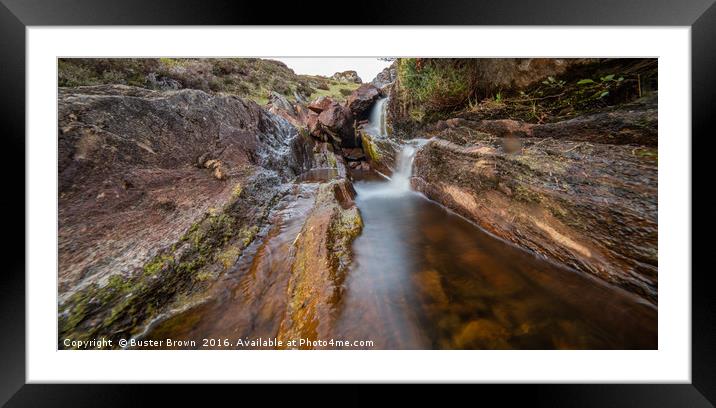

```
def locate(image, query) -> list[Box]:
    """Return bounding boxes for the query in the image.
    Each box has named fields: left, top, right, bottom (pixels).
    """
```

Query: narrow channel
left=330, top=145, right=656, bottom=349
left=142, top=97, right=656, bottom=350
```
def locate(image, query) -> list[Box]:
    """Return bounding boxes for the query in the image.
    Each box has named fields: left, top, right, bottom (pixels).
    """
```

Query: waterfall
left=358, top=96, right=429, bottom=199
left=357, top=139, right=428, bottom=199
left=388, top=144, right=418, bottom=193
left=367, top=97, right=388, bottom=138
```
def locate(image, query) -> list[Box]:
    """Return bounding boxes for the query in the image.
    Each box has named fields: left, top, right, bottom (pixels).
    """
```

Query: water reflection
left=331, top=177, right=657, bottom=349
left=143, top=173, right=657, bottom=349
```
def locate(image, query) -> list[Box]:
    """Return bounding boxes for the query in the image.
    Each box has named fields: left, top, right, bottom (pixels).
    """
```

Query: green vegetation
left=396, top=58, right=478, bottom=122
left=58, top=178, right=281, bottom=346
left=58, top=58, right=358, bottom=105
left=460, top=59, right=658, bottom=124
left=390, top=58, right=657, bottom=130
left=307, top=78, right=360, bottom=102
left=360, top=133, right=382, bottom=162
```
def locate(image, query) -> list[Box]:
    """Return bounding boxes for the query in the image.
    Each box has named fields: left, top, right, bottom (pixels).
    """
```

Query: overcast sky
left=268, top=58, right=393, bottom=83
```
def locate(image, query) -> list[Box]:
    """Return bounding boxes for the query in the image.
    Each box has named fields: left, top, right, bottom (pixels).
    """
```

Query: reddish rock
left=318, top=102, right=356, bottom=147
left=341, top=147, right=365, bottom=161
left=346, top=84, right=381, bottom=120
left=306, top=111, right=321, bottom=138
left=411, top=136, right=657, bottom=304
left=307, top=96, right=334, bottom=114
left=57, top=84, right=331, bottom=344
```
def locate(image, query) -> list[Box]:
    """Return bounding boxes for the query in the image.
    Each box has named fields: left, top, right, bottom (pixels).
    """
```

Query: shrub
left=269, top=77, right=291, bottom=95
left=397, top=58, right=478, bottom=113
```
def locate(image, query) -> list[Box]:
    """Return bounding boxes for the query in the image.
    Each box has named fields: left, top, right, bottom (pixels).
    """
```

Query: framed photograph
left=3, top=0, right=711, bottom=405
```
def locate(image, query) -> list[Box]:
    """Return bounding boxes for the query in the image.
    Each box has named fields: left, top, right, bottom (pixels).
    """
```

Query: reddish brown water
left=141, top=171, right=656, bottom=349
left=331, top=174, right=656, bottom=349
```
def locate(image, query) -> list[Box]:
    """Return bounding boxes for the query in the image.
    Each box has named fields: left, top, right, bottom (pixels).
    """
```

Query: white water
left=357, top=139, right=428, bottom=200
left=366, top=97, right=389, bottom=138
left=359, top=97, right=430, bottom=199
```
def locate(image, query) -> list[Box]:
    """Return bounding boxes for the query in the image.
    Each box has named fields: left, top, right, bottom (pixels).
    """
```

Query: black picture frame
left=1, top=0, right=711, bottom=406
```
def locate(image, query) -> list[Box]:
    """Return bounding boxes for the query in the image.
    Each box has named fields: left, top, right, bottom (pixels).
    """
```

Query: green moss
left=194, top=270, right=216, bottom=282
left=512, top=183, right=542, bottom=203
left=142, top=254, right=174, bottom=277
left=633, top=147, right=658, bottom=161
left=238, top=226, right=259, bottom=247
left=327, top=151, right=338, bottom=168
left=216, top=246, right=242, bottom=269
left=232, top=183, right=243, bottom=198
left=361, top=134, right=381, bottom=162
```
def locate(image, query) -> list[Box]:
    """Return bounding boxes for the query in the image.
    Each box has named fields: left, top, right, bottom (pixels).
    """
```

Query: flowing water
left=141, top=99, right=656, bottom=349
left=367, top=97, right=389, bottom=138
left=330, top=147, right=656, bottom=349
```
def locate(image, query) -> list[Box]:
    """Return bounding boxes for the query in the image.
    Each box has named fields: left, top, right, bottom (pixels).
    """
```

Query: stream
left=141, top=98, right=657, bottom=349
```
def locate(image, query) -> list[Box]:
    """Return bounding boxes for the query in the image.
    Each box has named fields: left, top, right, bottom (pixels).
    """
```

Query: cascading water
left=360, top=97, right=428, bottom=198
left=367, top=97, right=389, bottom=138
left=356, top=140, right=427, bottom=199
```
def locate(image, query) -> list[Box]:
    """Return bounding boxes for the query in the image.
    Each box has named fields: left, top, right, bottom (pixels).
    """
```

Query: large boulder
left=267, top=91, right=295, bottom=115
left=331, top=70, right=362, bottom=84
left=267, top=91, right=306, bottom=127
left=370, top=62, right=397, bottom=89
left=317, top=102, right=357, bottom=147
left=57, top=84, right=328, bottom=344
left=346, top=84, right=381, bottom=120
left=307, top=96, right=334, bottom=114
left=306, top=111, right=321, bottom=138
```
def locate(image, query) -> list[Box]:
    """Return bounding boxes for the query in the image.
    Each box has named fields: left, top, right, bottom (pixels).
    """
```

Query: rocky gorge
left=58, top=58, right=657, bottom=349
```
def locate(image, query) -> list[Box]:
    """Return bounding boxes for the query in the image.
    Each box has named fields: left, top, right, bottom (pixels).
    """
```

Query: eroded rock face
left=411, top=133, right=657, bottom=304
left=58, top=84, right=341, bottom=344
left=370, top=62, right=397, bottom=89
left=277, top=179, right=363, bottom=346
left=373, top=58, right=658, bottom=304
left=346, top=84, right=381, bottom=121
left=359, top=130, right=400, bottom=175
left=431, top=94, right=658, bottom=147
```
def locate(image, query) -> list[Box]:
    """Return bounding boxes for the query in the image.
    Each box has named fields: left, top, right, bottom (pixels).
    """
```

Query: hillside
left=58, top=58, right=361, bottom=104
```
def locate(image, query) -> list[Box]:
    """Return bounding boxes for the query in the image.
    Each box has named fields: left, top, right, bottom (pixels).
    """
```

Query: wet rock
left=501, top=137, right=522, bottom=153
left=411, top=137, right=657, bottom=304
left=203, top=159, right=227, bottom=180
left=57, top=84, right=325, bottom=344
left=359, top=130, right=400, bottom=175
left=346, top=84, right=381, bottom=120
left=267, top=91, right=295, bottom=115
left=277, top=179, right=363, bottom=346
left=306, top=111, right=322, bottom=138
